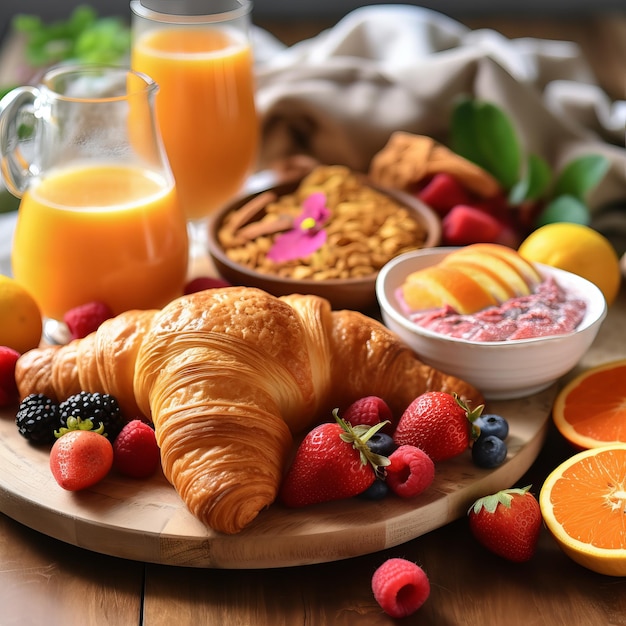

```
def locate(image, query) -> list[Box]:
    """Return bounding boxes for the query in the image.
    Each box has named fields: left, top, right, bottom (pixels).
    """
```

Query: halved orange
left=552, top=360, right=626, bottom=449
left=540, top=444, right=626, bottom=576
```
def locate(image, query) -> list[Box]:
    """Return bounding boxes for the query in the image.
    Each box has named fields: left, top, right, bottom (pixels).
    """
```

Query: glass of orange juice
left=0, top=64, right=189, bottom=338
left=130, top=0, right=259, bottom=258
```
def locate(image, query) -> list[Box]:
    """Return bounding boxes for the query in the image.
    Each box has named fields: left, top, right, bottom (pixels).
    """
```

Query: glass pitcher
left=0, top=64, right=189, bottom=329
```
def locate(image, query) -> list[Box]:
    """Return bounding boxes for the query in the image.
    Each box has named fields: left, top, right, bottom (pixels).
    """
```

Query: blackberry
left=59, top=391, right=125, bottom=441
left=16, top=394, right=61, bottom=444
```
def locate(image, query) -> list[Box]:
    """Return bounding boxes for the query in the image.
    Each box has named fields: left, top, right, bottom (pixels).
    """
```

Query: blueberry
left=366, top=432, right=397, bottom=456
left=475, top=414, right=509, bottom=440
left=358, top=479, right=389, bottom=500
left=472, top=435, right=508, bottom=469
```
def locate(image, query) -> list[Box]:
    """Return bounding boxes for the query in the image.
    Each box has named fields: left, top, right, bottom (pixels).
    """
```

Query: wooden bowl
left=207, top=179, right=441, bottom=311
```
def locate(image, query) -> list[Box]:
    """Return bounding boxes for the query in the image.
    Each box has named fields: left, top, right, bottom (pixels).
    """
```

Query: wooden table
left=2, top=14, right=626, bottom=626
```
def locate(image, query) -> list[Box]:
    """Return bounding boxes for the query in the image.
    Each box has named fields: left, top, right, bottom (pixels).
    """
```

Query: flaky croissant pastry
left=16, top=287, right=482, bottom=534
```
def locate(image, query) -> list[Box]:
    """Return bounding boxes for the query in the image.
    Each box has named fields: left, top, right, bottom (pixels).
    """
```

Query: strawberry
left=385, top=445, right=435, bottom=498
left=342, top=396, right=394, bottom=432
left=280, top=411, right=390, bottom=507
left=393, top=392, right=483, bottom=462
left=442, top=204, right=518, bottom=247
left=0, top=346, right=20, bottom=407
left=371, top=558, right=430, bottom=618
left=63, top=301, right=114, bottom=340
left=49, top=430, right=114, bottom=491
left=113, top=420, right=161, bottom=479
left=184, top=276, right=231, bottom=294
left=468, top=486, right=542, bottom=562
left=416, top=173, right=471, bottom=216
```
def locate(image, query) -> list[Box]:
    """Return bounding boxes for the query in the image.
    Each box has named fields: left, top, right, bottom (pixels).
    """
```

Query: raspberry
left=59, top=391, right=125, bottom=441
left=16, top=393, right=61, bottom=444
left=342, top=396, right=394, bottom=432
left=385, top=445, right=435, bottom=498
left=184, top=276, right=231, bottom=295
left=371, top=558, right=430, bottom=618
left=113, top=420, right=160, bottom=478
left=63, top=301, right=114, bottom=340
left=0, top=346, right=20, bottom=407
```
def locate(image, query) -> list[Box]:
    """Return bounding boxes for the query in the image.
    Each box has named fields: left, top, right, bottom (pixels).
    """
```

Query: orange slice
left=552, top=360, right=626, bottom=449
left=459, top=243, right=543, bottom=288
left=440, top=259, right=516, bottom=303
left=540, top=444, right=626, bottom=576
left=401, top=266, right=497, bottom=314
left=445, top=247, right=534, bottom=296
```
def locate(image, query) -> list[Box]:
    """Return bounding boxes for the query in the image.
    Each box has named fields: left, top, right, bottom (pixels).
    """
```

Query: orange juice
left=131, top=28, right=258, bottom=221
left=11, top=164, right=189, bottom=320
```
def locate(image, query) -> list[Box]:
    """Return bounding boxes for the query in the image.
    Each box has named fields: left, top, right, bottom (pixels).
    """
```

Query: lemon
left=518, top=223, right=622, bottom=305
left=0, top=275, right=43, bottom=354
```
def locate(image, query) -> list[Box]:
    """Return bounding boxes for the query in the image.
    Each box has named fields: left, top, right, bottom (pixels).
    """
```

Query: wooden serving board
left=0, top=388, right=554, bottom=569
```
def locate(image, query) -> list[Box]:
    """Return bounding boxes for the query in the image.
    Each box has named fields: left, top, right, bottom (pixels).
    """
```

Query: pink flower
left=267, top=192, right=330, bottom=263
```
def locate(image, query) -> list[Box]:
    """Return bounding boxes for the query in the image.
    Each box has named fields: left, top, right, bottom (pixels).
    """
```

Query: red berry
left=416, top=173, right=472, bottom=216
left=386, top=445, right=435, bottom=498
left=442, top=204, right=505, bottom=245
left=63, top=301, right=114, bottom=340
left=113, top=420, right=161, bottom=479
left=184, top=276, right=231, bottom=295
left=0, top=346, right=20, bottom=407
left=280, top=414, right=388, bottom=507
left=468, top=486, right=542, bottom=562
left=393, top=392, right=481, bottom=463
left=342, top=396, right=394, bottom=432
left=50, top=430, right=114, bottom=491
left=371, top=558, right=430, bottom=618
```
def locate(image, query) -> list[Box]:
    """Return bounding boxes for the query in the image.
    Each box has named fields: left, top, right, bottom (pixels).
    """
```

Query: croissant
left=16, top=287, right=483, bottom=534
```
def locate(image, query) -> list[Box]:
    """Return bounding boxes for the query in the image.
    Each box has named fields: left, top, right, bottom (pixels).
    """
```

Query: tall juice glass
left=130, top=0, right=259, bottom=256
left=0, top=65, right=189, bottom=335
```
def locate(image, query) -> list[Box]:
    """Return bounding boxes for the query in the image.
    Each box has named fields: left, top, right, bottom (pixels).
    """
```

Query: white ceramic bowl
left=376, top=247, right=608, bottom=400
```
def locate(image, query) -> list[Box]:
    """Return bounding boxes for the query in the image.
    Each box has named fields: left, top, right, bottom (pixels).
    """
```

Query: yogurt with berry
left=405, top=276, right=587, bottom=341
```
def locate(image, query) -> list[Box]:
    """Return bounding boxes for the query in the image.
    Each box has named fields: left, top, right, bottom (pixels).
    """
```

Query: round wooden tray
left=0, top=388, right=554, bottom=569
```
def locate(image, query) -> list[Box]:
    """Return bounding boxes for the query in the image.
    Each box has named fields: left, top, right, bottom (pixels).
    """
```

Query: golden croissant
left=15, top=287, right=483, bottom=534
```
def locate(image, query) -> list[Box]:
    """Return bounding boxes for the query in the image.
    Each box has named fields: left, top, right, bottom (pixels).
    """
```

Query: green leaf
left=552, top=154, right=610, bottom=201
left=451, top=99, right=522, bottom=190
left=0, top=84, right=18, bottom=100
left=0, top=188, right=20, bottom=214
left=11, top=14, right=44, bottom=34
left=450, top=98, right=487, bottom=169
left=534, top=194, right=591, bottom=228
left=508, top=154, right=552, bottom=205
left=11, top=5, right=129, bottom=68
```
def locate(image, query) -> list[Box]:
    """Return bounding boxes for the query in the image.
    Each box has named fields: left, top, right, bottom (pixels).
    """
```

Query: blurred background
left=1, top=0, right=625, bottom=34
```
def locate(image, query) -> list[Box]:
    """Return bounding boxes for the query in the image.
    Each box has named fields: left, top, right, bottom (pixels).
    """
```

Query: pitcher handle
left=0, top=86, right=40, bottom=198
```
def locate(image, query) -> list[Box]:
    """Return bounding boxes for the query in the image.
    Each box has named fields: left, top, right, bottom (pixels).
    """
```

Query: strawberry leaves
left=340, top=414, right=391, bottom=477
left=450, top=97, right=610, bottom=229
left=469, top=485, right=531, bottom=515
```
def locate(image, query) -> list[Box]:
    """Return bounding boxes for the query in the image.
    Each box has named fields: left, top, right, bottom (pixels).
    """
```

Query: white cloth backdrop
left=252, top=5, right=626, bottom=212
